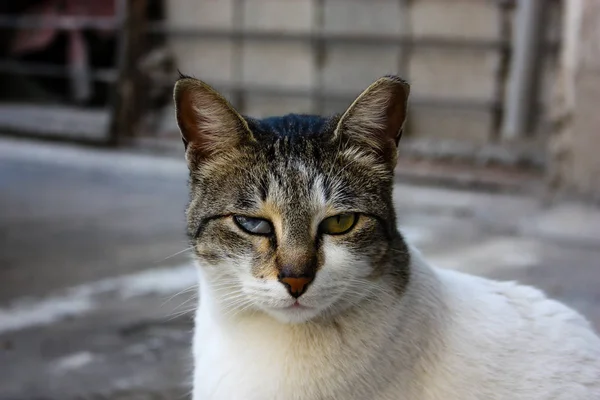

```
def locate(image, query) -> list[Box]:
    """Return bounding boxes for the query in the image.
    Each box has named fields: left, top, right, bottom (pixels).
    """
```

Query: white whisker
left=160, top=284, right=198, bottom=308
left=157, top=246, right=195, bottom=263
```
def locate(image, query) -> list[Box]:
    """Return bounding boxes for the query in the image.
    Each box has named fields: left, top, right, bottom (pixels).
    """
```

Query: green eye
left=319, top=213, right=357, bottom=235
left=233, top=215, right=273, bottom=235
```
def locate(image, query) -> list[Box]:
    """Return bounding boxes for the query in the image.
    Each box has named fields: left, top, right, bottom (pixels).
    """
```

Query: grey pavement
left=1, top=137, right=599, bottom=400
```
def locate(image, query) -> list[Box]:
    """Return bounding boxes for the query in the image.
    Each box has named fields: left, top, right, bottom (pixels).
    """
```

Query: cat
left=173, top=74, right=600, bottom=400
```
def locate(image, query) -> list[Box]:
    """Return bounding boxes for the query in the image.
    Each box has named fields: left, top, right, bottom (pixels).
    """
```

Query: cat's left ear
left=334, top=75, right=410, bottom=166
left=174, top=76, right=254, bottom=166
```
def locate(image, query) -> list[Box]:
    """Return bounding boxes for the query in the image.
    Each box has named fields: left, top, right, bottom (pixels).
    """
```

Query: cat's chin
left=263, top=303, right=324, bottom=324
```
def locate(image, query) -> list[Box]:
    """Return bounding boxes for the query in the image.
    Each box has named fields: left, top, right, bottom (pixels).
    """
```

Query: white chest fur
left=192, top=293, right=422, bottom=400
left=192, top=255, right=600, bottom=400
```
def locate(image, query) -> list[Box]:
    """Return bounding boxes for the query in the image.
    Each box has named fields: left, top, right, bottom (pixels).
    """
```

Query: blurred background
left=1, top=0, right=599, bottom=399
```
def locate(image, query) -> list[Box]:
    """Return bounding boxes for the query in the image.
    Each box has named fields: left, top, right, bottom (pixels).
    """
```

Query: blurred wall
left=164, top=0, right=560, bottom=147
left=549, top=0, right=600, bottom=201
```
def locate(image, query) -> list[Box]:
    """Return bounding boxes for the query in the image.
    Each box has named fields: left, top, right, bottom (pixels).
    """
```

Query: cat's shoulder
left=437, top=267, right=595, bottom=332
left=436, top=268, right=599, bottom=378
left=418, top=267, right=600, bottom=398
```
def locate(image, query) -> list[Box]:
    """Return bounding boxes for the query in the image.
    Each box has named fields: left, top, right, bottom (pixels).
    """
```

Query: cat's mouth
left=285, top=300, right=311, bottom=310
left=264, top=298, right=324, bottom=323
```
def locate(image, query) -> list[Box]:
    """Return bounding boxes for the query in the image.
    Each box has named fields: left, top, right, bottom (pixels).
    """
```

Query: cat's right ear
left=174, top=76, right=253, bottom=165
left=333, top=75, right=410, bottom=168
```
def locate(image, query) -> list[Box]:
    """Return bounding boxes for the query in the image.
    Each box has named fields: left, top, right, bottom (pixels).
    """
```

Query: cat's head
left=174, top=75, right=410, bottom=324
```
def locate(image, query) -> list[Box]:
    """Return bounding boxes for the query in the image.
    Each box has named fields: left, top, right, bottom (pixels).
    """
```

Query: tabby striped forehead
left=234, top=157, right=331, bottom=215
left=231, top=144, right=383, bottom=214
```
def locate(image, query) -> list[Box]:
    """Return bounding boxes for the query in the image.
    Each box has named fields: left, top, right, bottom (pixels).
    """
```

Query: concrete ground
left=1, top=137, right=599, bottom=400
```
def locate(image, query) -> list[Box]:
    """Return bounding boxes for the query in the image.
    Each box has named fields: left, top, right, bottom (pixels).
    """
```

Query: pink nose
left=278, top=276, right=314, bottom=298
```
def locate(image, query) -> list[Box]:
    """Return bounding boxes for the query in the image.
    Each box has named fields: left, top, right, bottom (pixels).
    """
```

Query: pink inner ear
left=176, top=88, right=205, bottom=146
left=384, top=86, right=409, bottom=144
left=175, top=86, right=224, bottom=160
